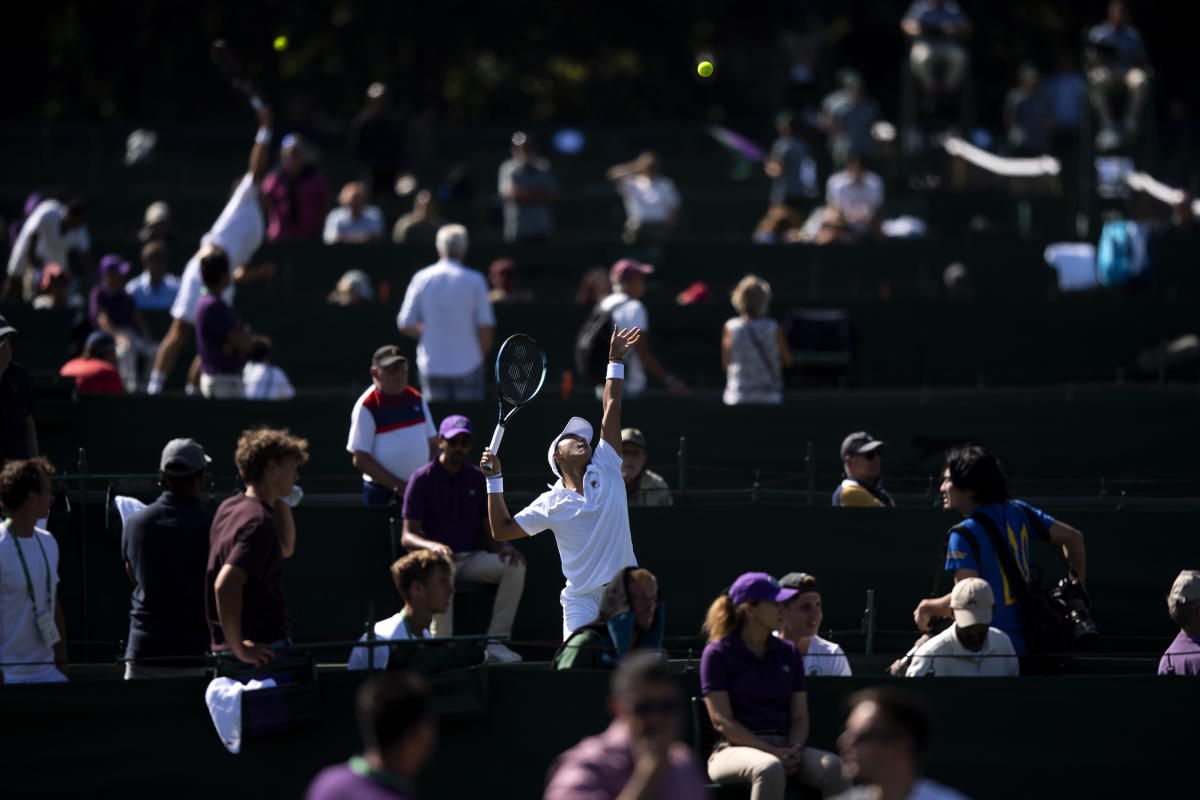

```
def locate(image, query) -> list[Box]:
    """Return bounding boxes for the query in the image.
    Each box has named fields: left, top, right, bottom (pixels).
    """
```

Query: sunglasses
left=633, top=698, right=682, bottom=717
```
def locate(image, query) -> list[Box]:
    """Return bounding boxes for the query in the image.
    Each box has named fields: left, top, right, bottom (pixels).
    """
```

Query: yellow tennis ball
left=697, top=61, right=714, bottom=78
left=273, top=35, right=289, bottom=52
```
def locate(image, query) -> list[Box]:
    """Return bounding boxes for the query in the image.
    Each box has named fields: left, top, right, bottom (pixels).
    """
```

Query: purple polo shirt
left=194, top=292, right=245, bottom=375
left=401, top=459, right=486, bottom=554
left=305, top=760, right=416, bottom=800
left=89, top=284, right=137, bottom=329
left=1158, top=630, right=1200, bottom=676
left=700, top=633, right=806, bottom=733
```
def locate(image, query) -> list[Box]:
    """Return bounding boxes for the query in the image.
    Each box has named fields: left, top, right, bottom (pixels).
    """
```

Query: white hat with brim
left=950, top=577, right=995, bottom=627
left=548, top=417, right=594, bottom=479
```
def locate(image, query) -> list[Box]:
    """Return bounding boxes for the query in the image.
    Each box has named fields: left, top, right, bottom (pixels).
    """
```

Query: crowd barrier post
left=805, top=441, right=815, bottom=505
left=677, top=436, right=688, bottom=505
left=863, top=589, right=876, bottom=655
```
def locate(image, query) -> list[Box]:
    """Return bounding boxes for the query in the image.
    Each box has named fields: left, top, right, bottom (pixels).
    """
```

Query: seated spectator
left=126, top=240, right=180, bottom=312
left=762, top=111, right=817, bottom=217
left=487, top=258, right=534, bottom=304
left=620, top=428, right=673, bottom=507
left=138, top=201, right=173, bottom=243
left=5, top=196, right=90, bottom=302
left=262, top=133, right=330, bottom=242
left=348, top=346, right=437, bottom=506
left=499, top=131, right=557, bottom=243
left=776, top=572, right=851, bottom=677
left=242, top=336, right=296, bottom=401
left=834, top=687, right=969, bottom=800
left=0, top=457, right=68, bottom=683
left=904, top=578, right=1018, bottom=677
left=606, top=152, right=681, bottom=245
left=555, top=567, right=664, bottom=670
left=391, top=189, right=444, bottom=246
left=306, top=672, right=436, bottom=800
left=544, top=653, right=709, bottom=800
left=121, top=438, right=213, bottom=679
left=722, top=274, right=792, bottom=406
left=833, top=432, right=895, bottom=507
left=206, top=427, right=308, bottom=665
left=89, top=254, right=159, bottom=392
left=1086, top=0, right=1150, bottom=149
left=816, top=155, right=883, bottom=244
left=819, top=70, right=879, bottom=167
left=59, top=332, right=124, bottom=395
left=401, top=414, right=525, bottom=663
left=753, top=205, right=804, bottom=245
left=1159, top=570, right=1200, bottom=676
left=901, top=1, right=972, bottom=109
left=32, top=263, right=83, bottom=310
left=347, top=549, right=453, bottom=671
left=327, top=269, right=375, bottom=306
left=195, top=251, right=257, bottom=400
left=1004, top=63, right=1050, bottom=156
left=324, top=181, right=385, bottom=244
left=701, top=572, right=849, bottom=799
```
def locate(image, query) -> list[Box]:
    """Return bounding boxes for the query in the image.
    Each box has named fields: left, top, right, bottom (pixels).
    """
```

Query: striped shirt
left=346, top=386, right=436, bottom=484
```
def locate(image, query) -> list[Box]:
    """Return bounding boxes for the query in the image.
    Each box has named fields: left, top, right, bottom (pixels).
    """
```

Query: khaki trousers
left=708, top=740, right=849, bottom=800
left=430, top=551, right=525, bottom=638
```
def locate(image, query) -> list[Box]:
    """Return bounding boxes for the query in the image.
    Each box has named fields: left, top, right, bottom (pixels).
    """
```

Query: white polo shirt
left=825, top=169, right=884, bottom=232
left=7, top=200, right=90, bottom=278
left=905, top=625, right=1019, bottom=677
left=347, top=385, right=436, bottom=484
left=804, top=635, right=853, bottom=676
left=513, top=438, right=638, bottom=598
left=616, top=175, right=680, bottom=224
left=0, top=524, right=67, bottom=684
left=396, top=258, right=495, bottom=379
left=346, top=611, right=430, bottom=670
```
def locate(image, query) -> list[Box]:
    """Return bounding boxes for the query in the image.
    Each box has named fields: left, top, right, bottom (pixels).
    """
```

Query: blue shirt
left=769, top=137, right=814, bottom=204
left=944, top=500, right=1055, bottom=655
left=700, top=633, right=806, bottom=733
left=126, top=272, right=181, bottom=311
left=903, top=1, right=969, bottom=42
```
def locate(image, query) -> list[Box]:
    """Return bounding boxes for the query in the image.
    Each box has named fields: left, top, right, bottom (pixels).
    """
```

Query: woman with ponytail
left=700, top=572, right=849, bottom=799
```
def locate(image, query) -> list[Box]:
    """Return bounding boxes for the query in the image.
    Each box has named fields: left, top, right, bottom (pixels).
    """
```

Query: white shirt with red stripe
left=346, top=385, right=436, bottom=484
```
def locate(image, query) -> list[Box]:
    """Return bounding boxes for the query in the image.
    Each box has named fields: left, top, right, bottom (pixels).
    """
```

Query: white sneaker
left=484, top=642, right=523, bottom=664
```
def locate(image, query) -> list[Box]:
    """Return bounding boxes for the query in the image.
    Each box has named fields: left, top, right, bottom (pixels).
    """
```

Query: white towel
left=113, top=496, right=149, bottom=526
left=204, top=677, right=277, bottom=754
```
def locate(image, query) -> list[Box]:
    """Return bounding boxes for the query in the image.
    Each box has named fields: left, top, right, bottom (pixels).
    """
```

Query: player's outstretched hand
left=256, top=104, right=273, bottom=129
left=481, top=447, right=502, bottom=475
left=609, top=326, right=642, bottom=361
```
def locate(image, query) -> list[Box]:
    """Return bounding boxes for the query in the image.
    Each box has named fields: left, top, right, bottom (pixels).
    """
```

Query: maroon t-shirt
left=205, top=492, right=291, bottom=648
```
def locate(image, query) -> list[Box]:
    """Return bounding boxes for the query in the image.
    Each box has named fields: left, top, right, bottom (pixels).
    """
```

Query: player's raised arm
left=249, top=105, right=273, bottom=183
left=600, top=326, right=641, bottom=452
left=480, top=449, right=529, bottom=542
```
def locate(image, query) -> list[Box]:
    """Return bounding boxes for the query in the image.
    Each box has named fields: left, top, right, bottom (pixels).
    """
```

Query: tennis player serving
left=482, top=326, right=642, bottom=640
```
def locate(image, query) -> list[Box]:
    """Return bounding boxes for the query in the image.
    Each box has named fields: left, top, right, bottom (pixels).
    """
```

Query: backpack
left=1096, top=219, right=1151, bottom=288
left=574, top=299, right=630, bottom=385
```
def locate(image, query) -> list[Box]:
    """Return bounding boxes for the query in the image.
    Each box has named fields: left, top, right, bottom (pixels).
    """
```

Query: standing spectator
left=555, top=567, right=664, bottom=671
left=89, top=254, right=159, bottom=392
left=606, top=152, right=681, bottom=245
left=138, top=201, right=173, bottom=244
left=391, top=189, right=444, bottom=246
left=1044, top=52, right=1087, bottom=157
left=901, top=1, right=972, bottom=109
left=498, top=131, right=557, bottom=243
left=1159, top=570, right=1200, bottom=676
left=348, top=346, right=437, bottom=506
left=487, top=258, right=534, bottom=304
left=544, top=653, right=709, bottom=800
left=347, top=550, right=453, bottom=671
left=762, top=111, right=817, bottom=217
left=0, top=315, right=38, bottom=464
left=6, top=193, right=43, bottom=267
left=126, top=240, right=180, bottom=312
left=121, top=438, right=213, bottom=679
left=817, top=154, right=884, bottom=244
left=1086, top=0, right=1150, bottom=149
left=905, top=578, right=1018, bottom=677
left=722, top=274, right=791, bottom=406
left=701, top=572, right=849, bottom=798
left=242, top=336, right=296, bottom=401
left=833, top=432, right=895, bottom=507
left=620, top=427, right=673, bottom=507
left=776, top=572, right=852, bottom=677
left=306, top=672, right=436, bottom=800
left=262, top=133, right=331, bottom=242
left=0, top=457, right=67, bottom=683
left=4, top=197, right=91, bottom=301
left=32, top=263, right=83, bottom=310
left=194, top=252, right=256, bottom=400
left=819, top=70, right=880, bottom=167
left=349, top=82, right=408, bottom=198
left=832, top=688, right=969, bottom=800
left=396, top=224, right=495, bottom=402
left=59, top=332, right=124, bottom=395
left=1004, top=63, right=1050, bottom=156
left=206, top=427, right=308, bottom=665
left=401, top=414, right=525, bottom=663
left=324, top=181, right=385, bottom=244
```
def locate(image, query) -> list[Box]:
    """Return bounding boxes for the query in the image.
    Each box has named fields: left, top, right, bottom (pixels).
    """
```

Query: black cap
left=778, top=572, right=820, bottom=594
left=372, top=345, right=408, bottom=368
left=840, top=431, right=885, bottom=460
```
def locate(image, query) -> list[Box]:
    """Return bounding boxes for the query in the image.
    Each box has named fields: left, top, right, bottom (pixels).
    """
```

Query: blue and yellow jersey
left=832, top=479, right=895, bottom=508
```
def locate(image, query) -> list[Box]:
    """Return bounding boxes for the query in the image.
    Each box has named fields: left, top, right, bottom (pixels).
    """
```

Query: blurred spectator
left=487, top=258, right=533, bottom=304
left=138, top=201, right=173, bottom=243
left=391, top=189, right=444, bottom=246
left=833, top=688, right=969, bottom=800
left=194, top=252, right=255, bottom=400
left=0, top=315, right=39, bottom=463
left=753, top=206, right=804, bottom=245
left=905, top=578, right=1018, bottom=677
left=1004, top=63, right=1050, bottom=155
left=942, top=262, right=974, bottom=300
left=819, top=70, right=880, bottom=167
left=544, top=653, right=708, bottom=800
left=762, top=111, right=817, bottom=217
left=396, top=224, right=495, bottom=402
left=347, top=550, right=452, bottom=671
left=348, top=346, right=437, bottom=506
left=324, top=181, right=385, bottom=245
left=555, top=567, right=664, bottom=670
left=816, top=154, right=883, bottom=244
left=621, top=427, right=673, bottom=507
left=206, top=427, right=307, bottom=666
left=126, top=240, right=180, bottom=312
left=32, top=263, right=83, bottom=310
left=328, top=269, right=376, bottom=306
left=1086, top=0, right=1150, bottom=149
left=306, top=672, right=435, bottom=800
left=606, top=152, right=681, bottom=244
left=1044, top=52, right=1087, bottom=155
left=575, top=266, right=611, bottom=305
left=776, top=572, right=852, bottom=677
left=0, top=457, right=67, bottom=683
left=59, top=332, right=123, bottom=395
left=243, top=336, right=296, bottom=401
left=349, top=82, right=408, bottom=198
left=1159, top=570, right=1200, bottom=676
left=722, top=274, right=791, bottom=406
left=262, top=133, right=330, bottom=242
left=833, top=432, right=894, bottom=507
left=121, top=438, right=213, bottom=679
left=7, top=193, right=43, bottom=263
left=901, top=1, right=972, bottom=110
left=401, top=414, right=525, bottom=662
left=5, top=197, right=90, bottom=301
left=498, top=131, right=557, bottom=243
left=90, top=254, right=159, bottom=392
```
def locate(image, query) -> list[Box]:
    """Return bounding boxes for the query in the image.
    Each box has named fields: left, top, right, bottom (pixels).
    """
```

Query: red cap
left=610, top=258, right=654, bottom=283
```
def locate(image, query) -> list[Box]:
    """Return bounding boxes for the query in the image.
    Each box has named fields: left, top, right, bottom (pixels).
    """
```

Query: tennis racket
left=482, top=334, right=548, bottom=470
left=210, top=39, right=265, bottom=112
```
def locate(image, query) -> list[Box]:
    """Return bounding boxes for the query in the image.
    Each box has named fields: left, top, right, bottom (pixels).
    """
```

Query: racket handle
left=483, top=423, right=505, bottom=471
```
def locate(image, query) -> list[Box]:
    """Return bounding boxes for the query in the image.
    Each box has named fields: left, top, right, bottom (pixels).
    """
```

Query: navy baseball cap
left=439, top=415, right=473, bottom=439
left=841, top=431, right=885, bottom=460
left=729, top=572, right=797, bottom=606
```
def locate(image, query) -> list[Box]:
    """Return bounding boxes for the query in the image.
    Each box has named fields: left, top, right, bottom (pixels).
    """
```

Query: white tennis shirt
left=346, top=612, right=430, bottom=671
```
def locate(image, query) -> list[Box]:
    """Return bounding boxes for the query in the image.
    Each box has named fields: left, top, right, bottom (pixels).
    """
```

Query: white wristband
left=486, top=476, right=504, bottom=494
left=606, top=362, right=625, bottom=381
left=255, top=127, right=272, bottom=144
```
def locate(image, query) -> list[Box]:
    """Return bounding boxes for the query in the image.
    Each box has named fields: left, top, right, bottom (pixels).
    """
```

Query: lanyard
left=4, top=521, right=51, bottom=612
left=399, top=610, right=423, bottom=640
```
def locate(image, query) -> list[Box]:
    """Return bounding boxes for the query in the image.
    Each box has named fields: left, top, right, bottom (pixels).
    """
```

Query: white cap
left=1168, top=570, right=1200, bottom=619
left=547, top=417, right=593, bottom=479
left=950, top=578, right=995, bottom=627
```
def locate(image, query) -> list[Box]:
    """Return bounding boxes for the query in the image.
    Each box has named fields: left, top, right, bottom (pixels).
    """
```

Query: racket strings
left=497, top=336, right=545, bottom=405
